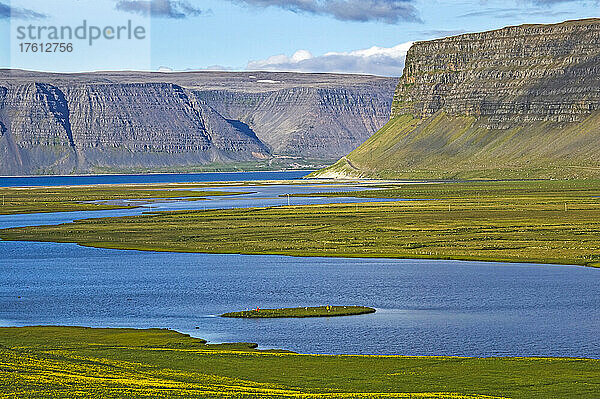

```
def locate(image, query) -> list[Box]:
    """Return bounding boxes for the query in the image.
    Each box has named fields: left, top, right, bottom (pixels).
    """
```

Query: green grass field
left=0, top=326, right=598, bottom=398
left=221, top=306, right=376, bottom=318
left=0, top=183, right=249, bottom=215
left=2, top=180, right=599, bottom=267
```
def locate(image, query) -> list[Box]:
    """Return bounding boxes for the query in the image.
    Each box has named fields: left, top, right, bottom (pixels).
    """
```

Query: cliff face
left=0, top=71, right=396, bottom=175
left=316, top=19, right=600, bottom=179
left=0, top=82, right=270, bottom=175
left=394, top=18, right=600, bottom=125
left=194, top=85, right=392, bottom=158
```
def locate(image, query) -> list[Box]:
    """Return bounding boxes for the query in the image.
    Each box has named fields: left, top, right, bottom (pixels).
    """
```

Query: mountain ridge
left=0, top=70, right=397, bottom=175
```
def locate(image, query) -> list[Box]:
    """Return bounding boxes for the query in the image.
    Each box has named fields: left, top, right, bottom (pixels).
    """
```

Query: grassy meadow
left=0, top=326, right=598, bottom=398
left=1, top=179, right=599, bottom=267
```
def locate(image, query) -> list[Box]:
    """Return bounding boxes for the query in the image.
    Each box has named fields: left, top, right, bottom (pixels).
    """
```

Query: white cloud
left=246, top=42, right=413, bottom=76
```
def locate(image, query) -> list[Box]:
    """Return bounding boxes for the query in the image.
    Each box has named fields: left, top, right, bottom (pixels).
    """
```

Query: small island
left=221, top=306, right=376, bottom=319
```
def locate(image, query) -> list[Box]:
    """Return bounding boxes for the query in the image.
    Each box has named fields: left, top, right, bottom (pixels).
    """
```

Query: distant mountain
left=0, top=70, right=396, bottom=175
left=313, top=19, right=600, bottom=179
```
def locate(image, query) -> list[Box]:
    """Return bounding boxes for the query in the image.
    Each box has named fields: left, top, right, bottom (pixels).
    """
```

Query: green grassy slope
left=0, top=326, right=598, bottom=398
left=313, top=112, right=600, bottom=179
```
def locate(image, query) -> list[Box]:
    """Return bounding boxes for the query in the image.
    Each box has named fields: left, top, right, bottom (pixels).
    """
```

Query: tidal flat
left=2, top=179, right=598, bottom=267
left=0, top=183, right=249, bottom=215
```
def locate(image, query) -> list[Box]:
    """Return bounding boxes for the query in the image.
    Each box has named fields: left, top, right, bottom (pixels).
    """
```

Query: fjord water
left=0, top=171, right=598, bottom=357
left=1, top=241, right=598, bottom=358
left=0, top=170, right=311, bottom=187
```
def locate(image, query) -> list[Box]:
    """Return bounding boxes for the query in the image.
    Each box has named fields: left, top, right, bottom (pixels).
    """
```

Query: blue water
left=0, top=170, right=311, bottom=187
left=1, top=241, right=598, bottom=357
left=0, top=173, right=598, bottom=357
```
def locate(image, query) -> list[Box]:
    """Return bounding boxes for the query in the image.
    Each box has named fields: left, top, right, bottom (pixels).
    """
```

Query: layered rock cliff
left=0, top=71, right=396, bottom=175
left=316, top=19, right=600, bottom=179
left=194, top=85, right=392, bottom=158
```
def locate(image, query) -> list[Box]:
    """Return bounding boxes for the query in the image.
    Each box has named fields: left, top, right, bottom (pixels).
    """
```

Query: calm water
left=0, top=172, right=598, bottom=357
left=1, top=241, right=598, bottom=358
left=0, top=170, right=311, bottom=187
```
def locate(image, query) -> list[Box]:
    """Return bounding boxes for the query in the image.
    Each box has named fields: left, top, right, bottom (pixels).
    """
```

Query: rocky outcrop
left=393, top=18, right=600, bottom=126
left=0, top=71, right=396, bottom=175
left=316, top=19, right=600, bottom=179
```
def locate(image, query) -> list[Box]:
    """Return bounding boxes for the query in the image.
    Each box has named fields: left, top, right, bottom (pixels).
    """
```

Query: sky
left=0, top=0, right=598, bottom=76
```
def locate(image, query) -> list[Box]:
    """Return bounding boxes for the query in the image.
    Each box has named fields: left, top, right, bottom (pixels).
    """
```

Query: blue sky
left=0, top=0, right=598, bottom=75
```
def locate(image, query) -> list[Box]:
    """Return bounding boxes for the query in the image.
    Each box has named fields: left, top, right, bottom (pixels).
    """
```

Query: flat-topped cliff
left=315, top=19, right=600, bottom=179
left=0, top=71, right=396, bottom=175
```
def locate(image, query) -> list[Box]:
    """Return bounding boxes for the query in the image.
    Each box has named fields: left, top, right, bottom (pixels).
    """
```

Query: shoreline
left=0, top=169, right=318, bottom=179
left=0, top=236, right=597, bottom=269
left=2, top=178, right=599, bottom=269
left=1, top=325, right=598, bottom=360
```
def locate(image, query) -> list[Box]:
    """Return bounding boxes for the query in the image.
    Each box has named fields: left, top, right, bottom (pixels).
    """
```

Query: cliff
left=315, top=19, right=600, bottom=179
left=194, top=85, right=391, bottom=158
left=0, top=71, right=396, bottom=175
